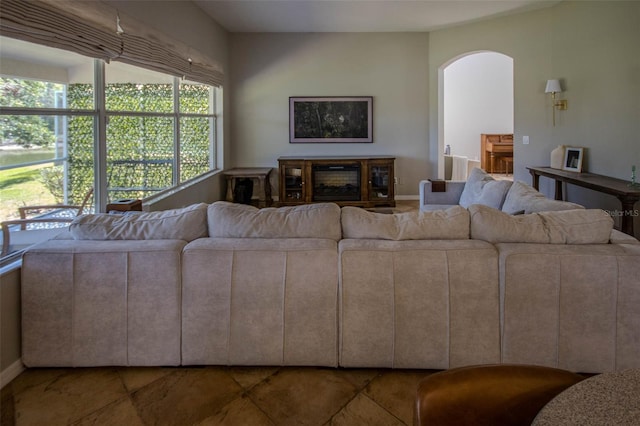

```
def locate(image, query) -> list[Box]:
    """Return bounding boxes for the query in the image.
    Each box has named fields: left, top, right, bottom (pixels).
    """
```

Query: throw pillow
left=501, top=181, right=584, bottom=214
left=458, top=167, right=512, bottom=209
left=70, top=203, right=209, bottom=241
left=341, top=205, right=470, bottom=240
left=207, top=201, right=342, bottom=241
left=469, top=204, right=613, bottom=244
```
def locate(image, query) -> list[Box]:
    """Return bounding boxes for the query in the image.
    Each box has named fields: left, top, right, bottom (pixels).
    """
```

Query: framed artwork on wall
left=289, top=96, right=373, bottom=143
left=563, top=147, right=584, bottom=172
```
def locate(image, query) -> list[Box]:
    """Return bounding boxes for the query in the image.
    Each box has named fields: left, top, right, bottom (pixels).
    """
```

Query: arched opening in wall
left=439, top=51, right=514, bottom=180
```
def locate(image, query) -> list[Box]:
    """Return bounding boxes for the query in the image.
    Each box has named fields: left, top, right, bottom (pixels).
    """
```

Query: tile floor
left=1, top=366, right=436, bottom=426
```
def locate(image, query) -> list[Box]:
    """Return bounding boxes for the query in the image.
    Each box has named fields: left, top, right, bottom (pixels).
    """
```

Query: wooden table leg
left=264, top=176, right=272, bottom=207
left=530, top=169, right=540, bottom=190
left=620, top=196, right=639, bottom=236
left=225, top=176, right=235, bottom=202
left=554, top=180, right=563, bottom=201
left=257, top=177, right=266, bottom=208
left=530, top=171, right=563, bottom=200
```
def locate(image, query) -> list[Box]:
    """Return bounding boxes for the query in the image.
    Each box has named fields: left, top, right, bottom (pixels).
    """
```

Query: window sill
left=0, top=255, right=23, bottom=275
left=142, top=169, right=223, bottom=209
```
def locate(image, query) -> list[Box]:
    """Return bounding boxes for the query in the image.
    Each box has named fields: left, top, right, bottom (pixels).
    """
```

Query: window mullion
left=173, top=78, right=180, bottom=186
left=0, top=107, right=95, bottom=116
left=94, top=59, right=108, bottom=213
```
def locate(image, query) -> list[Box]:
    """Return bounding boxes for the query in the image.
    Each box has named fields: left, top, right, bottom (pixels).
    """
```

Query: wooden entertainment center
left=278, top=156, right=395, bottom=208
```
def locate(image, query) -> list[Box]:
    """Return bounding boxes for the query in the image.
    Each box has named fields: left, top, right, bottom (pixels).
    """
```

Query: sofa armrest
left=419, top=180, right=466, bottom=210
left=610, top=229, right=640, bottom=244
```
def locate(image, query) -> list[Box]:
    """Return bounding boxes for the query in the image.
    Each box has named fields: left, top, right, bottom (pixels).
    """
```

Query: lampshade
left=545, top=79, right=562, bottom=94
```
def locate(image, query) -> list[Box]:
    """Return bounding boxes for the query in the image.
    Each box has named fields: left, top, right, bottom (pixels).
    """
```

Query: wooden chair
left=2, top=188, right=93, bottom=257
left=502, top=157, right=513, bottom=176
left=1, top=218, right=72, bottom=257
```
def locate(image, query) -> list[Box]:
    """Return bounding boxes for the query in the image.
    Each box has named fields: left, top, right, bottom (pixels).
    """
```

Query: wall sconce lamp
left=545, top=79, right=568, bottom=126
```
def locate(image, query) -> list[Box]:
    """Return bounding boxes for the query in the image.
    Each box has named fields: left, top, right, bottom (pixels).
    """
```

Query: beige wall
left=229, top=32, right=430, bottom=197
left=144, top=173, right=225, bottom=212
left=228, top=2, right=639, bottom=230
left=103, top=0, right=228, bottom=68
left=429, top=1, right=639, bottom=236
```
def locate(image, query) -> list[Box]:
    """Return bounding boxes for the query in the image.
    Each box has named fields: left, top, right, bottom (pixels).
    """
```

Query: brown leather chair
left=414, top=364, right=585, bottom=426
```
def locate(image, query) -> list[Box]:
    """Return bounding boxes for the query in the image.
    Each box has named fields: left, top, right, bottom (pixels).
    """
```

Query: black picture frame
left=289, top=96, right=373, bottom=143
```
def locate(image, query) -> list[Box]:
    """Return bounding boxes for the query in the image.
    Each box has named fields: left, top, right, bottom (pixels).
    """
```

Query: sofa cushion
left=341, top=205, right=469, bottom=240
left=501, top=181, right=584, bottom=214
left=70, top=203, right=208, bottom=241
left=207, top=201, right=342, bottom=241
left=609, top=229, right=640, bottom=245
left=420, top=204, right=460, bottom=212
left=459, top=168, right=512, bottom=209
left=469, top=204, right=613, bottom=244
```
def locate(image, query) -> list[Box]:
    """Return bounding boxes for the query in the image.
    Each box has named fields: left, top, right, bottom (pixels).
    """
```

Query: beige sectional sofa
left=22, top=239, right=185, bottom=367
left=181, top=202, right=341, bottom=367
left=20, top=199, right=640, bottom=373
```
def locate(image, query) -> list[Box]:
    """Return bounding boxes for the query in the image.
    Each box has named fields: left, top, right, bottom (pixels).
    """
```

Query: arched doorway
left=438, top=51, right=514, bottom=180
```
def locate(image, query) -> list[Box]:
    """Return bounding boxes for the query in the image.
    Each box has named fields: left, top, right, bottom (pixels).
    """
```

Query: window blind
left=0, top=0, right=223, bottom=87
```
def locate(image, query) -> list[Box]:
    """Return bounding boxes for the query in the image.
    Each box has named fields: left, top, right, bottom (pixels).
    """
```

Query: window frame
left=1, top=44, right=221, bottom=262
left=1, top=56, right=219, bottom=215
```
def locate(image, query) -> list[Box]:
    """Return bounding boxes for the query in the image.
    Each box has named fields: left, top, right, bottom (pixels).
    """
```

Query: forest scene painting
left=290, top=97, right=373, bottom=143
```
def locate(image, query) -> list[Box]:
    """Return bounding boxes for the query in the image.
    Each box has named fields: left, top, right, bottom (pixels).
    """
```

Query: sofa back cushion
left=341, top=205, right=469, bottom=240
left=459, top=167, right=512, bottom=209
left=69, top=203, right=209, bottom=242
left=501, top=180, right=584, bottom=214
left=208, top=201, right=342, bottom=241
left=469, top=204, right=613, bottom=244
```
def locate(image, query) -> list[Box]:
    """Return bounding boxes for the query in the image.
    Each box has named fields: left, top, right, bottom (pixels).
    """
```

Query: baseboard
left=395, top=195, right=420, bottom=201
left=1, top=359, right=25, bottom=389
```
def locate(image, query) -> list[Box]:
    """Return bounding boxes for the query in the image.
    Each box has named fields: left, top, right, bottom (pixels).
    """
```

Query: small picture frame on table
left=563, top=147, right=583, bottom=172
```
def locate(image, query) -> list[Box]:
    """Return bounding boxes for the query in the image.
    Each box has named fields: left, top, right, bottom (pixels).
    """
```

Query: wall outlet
left=523, top=135, right=530, bottom=145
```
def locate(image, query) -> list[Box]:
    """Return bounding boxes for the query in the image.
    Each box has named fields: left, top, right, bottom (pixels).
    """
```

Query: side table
left=533, top=368, right=640, bottom=425
left=106, top=199, right=143, bottom=213
left=223, top=167, right=273, bottom=208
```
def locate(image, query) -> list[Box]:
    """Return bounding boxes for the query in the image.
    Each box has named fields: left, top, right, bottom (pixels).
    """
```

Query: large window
left=103, top=62, right=215, bottom=201
left=0, top=36, right=219, bottom=226
left=0, top=40, right=96, bottom=222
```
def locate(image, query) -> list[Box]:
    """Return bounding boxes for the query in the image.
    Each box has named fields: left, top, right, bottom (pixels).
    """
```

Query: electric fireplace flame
left=312, top=165, right=361, bottom=201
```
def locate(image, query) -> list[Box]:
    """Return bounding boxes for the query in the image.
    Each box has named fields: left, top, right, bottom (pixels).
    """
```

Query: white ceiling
left=193, top=0, right=559, bottom=33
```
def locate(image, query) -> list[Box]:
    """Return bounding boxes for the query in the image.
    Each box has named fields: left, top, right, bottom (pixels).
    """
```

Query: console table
left=106, top=199, right=143, bottom=213
left=528, top=166, right=640, bottom=235
left=223, top=167, right=273, bottom=208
